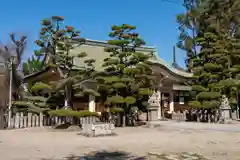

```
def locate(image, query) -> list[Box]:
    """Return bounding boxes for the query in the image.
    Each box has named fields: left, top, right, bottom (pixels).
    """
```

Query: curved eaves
left=149, top=59, right=193, bottom=79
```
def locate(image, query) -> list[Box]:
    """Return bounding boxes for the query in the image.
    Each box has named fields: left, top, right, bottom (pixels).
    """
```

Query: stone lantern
left=219, top=95, right=232, bottom=123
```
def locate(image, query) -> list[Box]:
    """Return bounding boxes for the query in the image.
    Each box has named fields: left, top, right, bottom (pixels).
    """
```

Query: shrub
left=188, top=100, right=202, bottom=108
left=202, top=100, right=220, bottom=109
left=196, top=92, right=221, bottom=100
left=110, top=107, right=124, bottom=113
left=48, top=109, right=99, bottom=117
left=191, top=85, right=208, bottom=92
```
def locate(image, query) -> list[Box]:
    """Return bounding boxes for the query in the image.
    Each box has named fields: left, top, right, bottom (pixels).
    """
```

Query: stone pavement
left=1, top=122, right=240, bottom=160
left=149, top=120, right=240, bottom=133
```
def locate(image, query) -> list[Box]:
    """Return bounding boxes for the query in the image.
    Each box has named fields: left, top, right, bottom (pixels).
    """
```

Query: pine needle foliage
left=97, top=24, right=156, bottom=124
left=178, top=0, right=240, bottom=110
left=35, top=16, right=98, bottom=109
left=22, top=50, right=45, bottom=75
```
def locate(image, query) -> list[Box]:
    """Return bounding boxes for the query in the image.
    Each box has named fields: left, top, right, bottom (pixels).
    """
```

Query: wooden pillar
left=169, top=91, right=174, bottom=113
left=156, top=90, right=162, bottom=120
left=89, top=95, right=96, bottom=112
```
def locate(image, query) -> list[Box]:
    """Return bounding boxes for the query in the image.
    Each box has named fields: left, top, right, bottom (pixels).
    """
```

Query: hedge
left=48, top=109, right=99, bottom=117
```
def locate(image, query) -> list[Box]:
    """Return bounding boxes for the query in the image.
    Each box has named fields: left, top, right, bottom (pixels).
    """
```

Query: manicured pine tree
left=13, top=82, right=52, bottom=113
left=35, top=16, right=98, bottom=109
left=189, top=32, right=224, bottom=121
left=14, top=16, right=98, bottom=114
left=97, top=24, right=156, bottom=126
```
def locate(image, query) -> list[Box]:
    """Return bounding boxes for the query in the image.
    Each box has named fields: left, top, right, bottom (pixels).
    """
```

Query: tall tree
left=0, top=34, right=26, bottom=128
left=97, top=24, right=156, bottom=126
left=35, top=16, right=97, bottom=109
left=13, top=16, right=99, bottom=115
left=176, top=0, right=202, bottom=70
left=179, top=0, right=240, bottom=121
left=0, top=33, right=27, bottom=100
left=177, top=0, right=240, bottom=70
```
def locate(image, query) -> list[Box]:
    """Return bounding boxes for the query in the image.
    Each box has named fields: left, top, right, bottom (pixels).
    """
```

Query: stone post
left=36, top=114, right=39, bottom=127
left=27, top=113, right=32, bottom=127
left=20, top=112, right=24, bottom=128
left=14, top=112, right=20, bottom=128
left=40, top=113, right=44, bottom=127
left=23, top=116, right=27, bottom=128
left=32, top=114, right=36, bottom=127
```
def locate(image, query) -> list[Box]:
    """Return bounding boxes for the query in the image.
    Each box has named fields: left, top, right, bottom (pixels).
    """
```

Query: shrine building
left=23, top=39, right=193, bottom=119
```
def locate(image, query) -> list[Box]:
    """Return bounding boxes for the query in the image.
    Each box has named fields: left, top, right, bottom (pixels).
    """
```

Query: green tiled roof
left=24, top=39, right=193, bottom=80
left=71, top=39, right=193, bottom=78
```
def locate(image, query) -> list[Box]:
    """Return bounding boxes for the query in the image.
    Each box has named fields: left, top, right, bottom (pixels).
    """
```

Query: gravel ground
left=0, top=121, right=240, bottom=160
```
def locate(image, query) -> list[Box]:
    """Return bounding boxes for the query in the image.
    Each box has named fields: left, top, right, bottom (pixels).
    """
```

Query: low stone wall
left=81, top=123, right=116, bottom=137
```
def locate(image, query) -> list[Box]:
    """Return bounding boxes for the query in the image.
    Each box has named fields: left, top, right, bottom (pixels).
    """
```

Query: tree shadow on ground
left=54, top=122, right=71, bottom=129
left=42, top=150, right=147, bottom=160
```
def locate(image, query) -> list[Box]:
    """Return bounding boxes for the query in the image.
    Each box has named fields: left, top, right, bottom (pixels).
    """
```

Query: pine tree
left=35, top=16, right=98, bottom=109
left=22, top=50, right=44, bottom=75
left=176, top=0, right=202, bottom=71
left=13, top=82, right=52, bottom=113
left=189, top=32, right=223, bottom=117
left=13, top=16, right=99, bottom=114
left=97, top=24, right=155, bottom=126
left=180, top=0, right=240, bottom=121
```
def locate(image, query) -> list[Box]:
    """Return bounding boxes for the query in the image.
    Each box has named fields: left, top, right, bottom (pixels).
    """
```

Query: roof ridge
left=73, top=38, right=156, bottom=49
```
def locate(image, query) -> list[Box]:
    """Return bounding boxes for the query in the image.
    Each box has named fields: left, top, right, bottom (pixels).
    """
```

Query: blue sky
left=0, top=0, right=186, bottom=67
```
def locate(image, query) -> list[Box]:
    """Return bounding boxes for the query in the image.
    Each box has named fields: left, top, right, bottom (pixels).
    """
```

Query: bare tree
left=0, top=33, right=27, bottom=129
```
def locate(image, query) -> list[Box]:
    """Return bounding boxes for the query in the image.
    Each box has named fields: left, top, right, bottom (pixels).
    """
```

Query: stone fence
left=6, top=112, right=99, bottom=129
left=171, top=112, right=186, bottom=121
